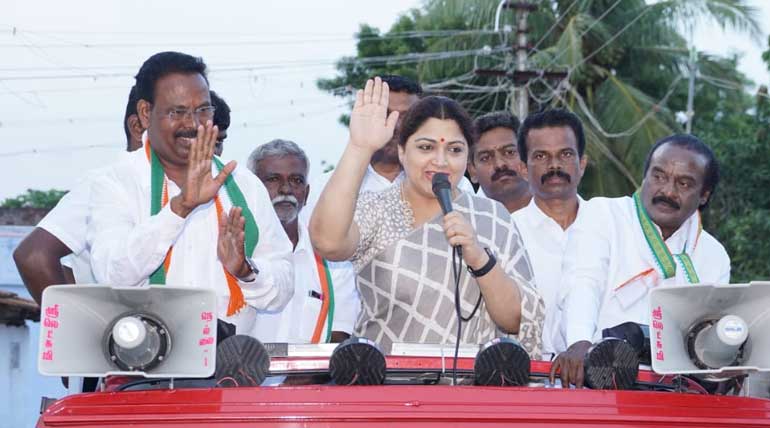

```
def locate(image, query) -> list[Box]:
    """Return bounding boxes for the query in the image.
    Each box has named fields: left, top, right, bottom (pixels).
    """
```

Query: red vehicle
left=36, top=283, right=770, bottom=427
left=37, top=351, right=770, bottom=427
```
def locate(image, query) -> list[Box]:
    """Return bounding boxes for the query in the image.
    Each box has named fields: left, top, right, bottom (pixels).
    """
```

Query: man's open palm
left=178, top=121, right=235, bottom=213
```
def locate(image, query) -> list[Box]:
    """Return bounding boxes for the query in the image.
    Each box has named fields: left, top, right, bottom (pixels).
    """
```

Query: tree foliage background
left=1, top=189, right=66, bottom=210
left=318, top=0, right=768, bottom=282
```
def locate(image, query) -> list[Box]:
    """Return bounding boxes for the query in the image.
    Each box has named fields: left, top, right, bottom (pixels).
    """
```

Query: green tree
left=703, top=108, right=770, bottom=282
left=696, top=38, right=770, bottom=282
left=318, top=0, right=760, bottom=197
left=1, top=189, right=67, bottom=210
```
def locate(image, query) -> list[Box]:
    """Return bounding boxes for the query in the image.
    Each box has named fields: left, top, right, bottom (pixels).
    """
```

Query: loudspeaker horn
left=650, top=281, right=770, bottom=378
left=38, top=284, right=218, bottom=378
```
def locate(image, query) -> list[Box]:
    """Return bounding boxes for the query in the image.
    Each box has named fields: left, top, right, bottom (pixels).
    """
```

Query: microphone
left=431, top=173, right=461, bottom=257
left=431, top=173, right=453, bottom=215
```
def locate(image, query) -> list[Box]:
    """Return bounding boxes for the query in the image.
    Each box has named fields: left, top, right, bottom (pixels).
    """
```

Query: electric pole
left=513, top=1, right=534, bottom=118
left=476, top=1, right=567, bottom=119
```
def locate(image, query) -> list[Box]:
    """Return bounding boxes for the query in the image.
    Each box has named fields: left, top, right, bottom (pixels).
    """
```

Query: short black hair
left=643, top=134, right=719, bottom=208
left=475, top=111, right=520, bottom=136
left=134, top=51, right=208, bottom=104
left=397, top=96, right=475, bottom=150
left=517, top=108, right=585, bottom=163
left=210, top=90, right=231, bottom=131
left=123, top=85, right=139, bottom=145
left=379, top=75, right=422, bottom=95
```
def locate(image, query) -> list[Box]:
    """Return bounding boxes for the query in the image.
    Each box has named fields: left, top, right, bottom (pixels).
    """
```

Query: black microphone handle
left=436, top=188, right=453, bottom=215
left=432, top=180, right=463, bottom=259
left=436, top=188, right=463, bottom=259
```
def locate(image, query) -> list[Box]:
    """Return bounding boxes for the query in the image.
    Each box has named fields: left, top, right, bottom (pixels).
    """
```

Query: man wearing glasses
left=86, top=51, right=294, bottom=333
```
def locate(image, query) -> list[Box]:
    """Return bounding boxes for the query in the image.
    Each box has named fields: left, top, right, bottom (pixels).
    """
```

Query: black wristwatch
left=467, top=247, right=496, bottom=278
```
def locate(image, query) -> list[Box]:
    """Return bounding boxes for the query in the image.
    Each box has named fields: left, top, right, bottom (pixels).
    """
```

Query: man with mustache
left=16, top=87, right=234, bottom=303
left=510, top=109, right=588, bottom=360
left=551, top=134, right=730, bottom=387
left=86, top=52, right=294, bottom=334
left=248, top=140, right=358, bottom=343
left=467, top=111, right=531, bottom=212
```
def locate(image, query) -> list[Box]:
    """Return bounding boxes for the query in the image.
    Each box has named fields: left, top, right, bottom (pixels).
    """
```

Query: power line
left=569, top=5, right=654, bottom=73
left=520, top=2, right=655, bottom=107
left=526, top=0, right=579, bottom=56
left=568, top=76, right=684, bottom=138
left=0, top=47, right=511, bottom=82
left=538, top=0, right=624, bottom=71
left=0, top=28, right=503, bottom=49
left=0, top=144, right=117, bottom=157
left=0, top=102, right=348, bottom=156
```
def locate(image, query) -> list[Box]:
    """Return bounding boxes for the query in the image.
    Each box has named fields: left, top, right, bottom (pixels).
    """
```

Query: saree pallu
left=351, top=185, right=544, bottom=357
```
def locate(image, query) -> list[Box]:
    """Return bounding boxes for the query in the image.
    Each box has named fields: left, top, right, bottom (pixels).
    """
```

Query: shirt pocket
left=613, top=274, right=654, bottom=310
left=301, top=292, right=326, bottom=341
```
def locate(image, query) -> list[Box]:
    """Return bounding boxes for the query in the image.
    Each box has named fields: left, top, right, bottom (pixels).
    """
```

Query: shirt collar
left=523, top=195, right=585, bottom=229
left=367, top=164, right=404, bottom=185
left=660, top=212, right=694, bottom=252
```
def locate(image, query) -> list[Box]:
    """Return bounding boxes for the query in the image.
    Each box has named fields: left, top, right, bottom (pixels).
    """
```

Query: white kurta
left=252, top=219, right=360, bottom=343
left=512, top=196, right=585, bottom=356
left=560, top=196, right=731, bottom=346
left=86, top=148, right=295, bottom=332
left=38, top=165, right=121, bottom=284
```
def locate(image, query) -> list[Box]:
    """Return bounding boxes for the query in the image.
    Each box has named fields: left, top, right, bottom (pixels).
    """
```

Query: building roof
left=0, top=290, right=39, bottom=326
left=0, top=225, right=39, bottom=325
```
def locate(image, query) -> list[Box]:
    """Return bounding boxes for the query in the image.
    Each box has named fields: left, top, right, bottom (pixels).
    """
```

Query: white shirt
left=512, top=196, right=586, bottom=356
left=560, top=196, right=731, bottom=345
left=38, top=167, right=119, bottom=284
left=86, top=149, right=294, bottom=332
left=252, top=219, right=360, bottom=343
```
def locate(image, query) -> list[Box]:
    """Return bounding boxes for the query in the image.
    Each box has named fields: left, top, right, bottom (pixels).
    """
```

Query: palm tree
left=318, top=0, right=760, bottom=196
left=523, top=0, right=760, bottom=195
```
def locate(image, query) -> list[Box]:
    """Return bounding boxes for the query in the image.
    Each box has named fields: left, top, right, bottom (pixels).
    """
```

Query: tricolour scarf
left=145, top=142, right=259, bottom=316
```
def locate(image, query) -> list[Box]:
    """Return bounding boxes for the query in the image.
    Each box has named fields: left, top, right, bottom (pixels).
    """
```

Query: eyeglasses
left=166, top=106, right=216, bottom=122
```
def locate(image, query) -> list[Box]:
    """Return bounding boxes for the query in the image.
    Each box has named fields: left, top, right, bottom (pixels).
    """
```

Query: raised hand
left=170, top=120, right=236, bottom=218
left=217, top=206, right=251, bottom=279
left=348, top=77, right=400, bottom=155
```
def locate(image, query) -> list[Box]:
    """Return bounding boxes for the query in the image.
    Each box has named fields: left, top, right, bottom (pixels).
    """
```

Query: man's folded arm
left=87, top=178, right=186, bottom=286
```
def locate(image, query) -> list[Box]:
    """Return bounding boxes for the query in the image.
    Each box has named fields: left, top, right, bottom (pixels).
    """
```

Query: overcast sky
left=1, top=0, right=768, bottom=200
